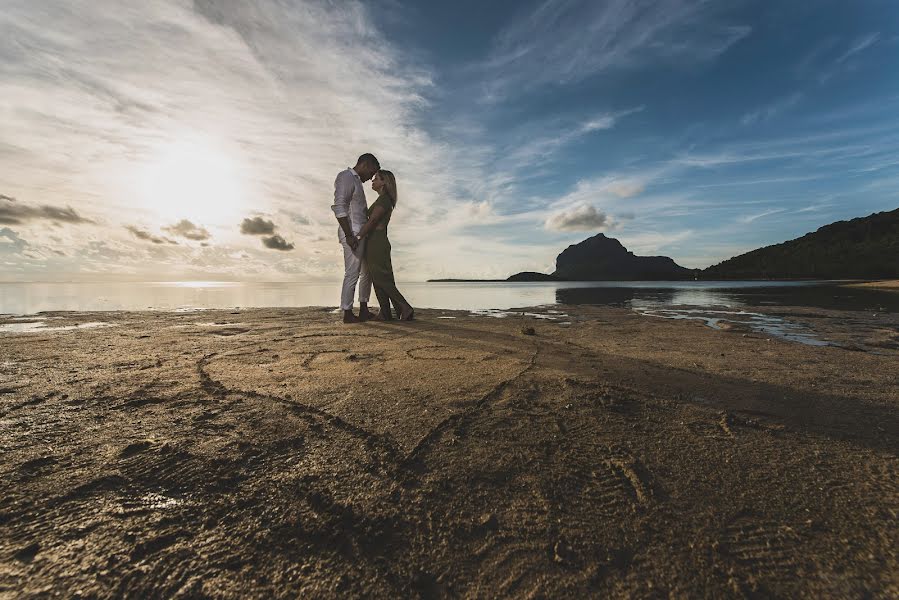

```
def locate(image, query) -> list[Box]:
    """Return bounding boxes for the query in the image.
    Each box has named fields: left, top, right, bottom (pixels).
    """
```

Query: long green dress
left=365, top=194, right=410, bottom=316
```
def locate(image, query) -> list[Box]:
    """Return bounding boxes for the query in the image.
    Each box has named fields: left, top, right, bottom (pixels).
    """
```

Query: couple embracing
left=331, top=153, right=414, bottom=323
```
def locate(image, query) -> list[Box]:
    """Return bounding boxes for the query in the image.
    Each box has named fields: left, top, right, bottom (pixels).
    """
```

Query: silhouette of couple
left=331, top=153, right=414, bottom=323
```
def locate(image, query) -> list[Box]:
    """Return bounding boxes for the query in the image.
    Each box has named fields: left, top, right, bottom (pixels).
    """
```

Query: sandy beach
left=1, top=305, right=897, bottom=598
left=844, top=280, right=899, bottom=291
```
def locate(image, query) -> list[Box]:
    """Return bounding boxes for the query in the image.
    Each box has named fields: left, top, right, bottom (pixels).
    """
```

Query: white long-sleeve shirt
left=331, top=167, right=368, bottom=239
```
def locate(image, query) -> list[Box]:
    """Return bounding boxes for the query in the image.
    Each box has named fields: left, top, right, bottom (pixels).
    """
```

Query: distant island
left=428, top=208, right=899, bottom=282
left=428, top=233, right=693, bottom=282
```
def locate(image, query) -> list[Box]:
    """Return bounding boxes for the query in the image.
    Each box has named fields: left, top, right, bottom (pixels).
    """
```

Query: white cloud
left=545, top=204, right=610, bottom=231
left=605, top=179, right=646, bottom=199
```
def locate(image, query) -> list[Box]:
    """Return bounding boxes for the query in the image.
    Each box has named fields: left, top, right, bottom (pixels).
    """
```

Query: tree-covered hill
left=702, top=208, right=899, bottom=279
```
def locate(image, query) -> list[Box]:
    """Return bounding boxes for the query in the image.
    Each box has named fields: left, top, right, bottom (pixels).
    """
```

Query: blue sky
left=1, top=0, right=897, bottom=281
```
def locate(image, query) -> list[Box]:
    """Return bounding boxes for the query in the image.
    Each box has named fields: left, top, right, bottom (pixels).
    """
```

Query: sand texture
left=1, top=306, right=897, bottom=598
left=844, top=280, right=899, bottom=291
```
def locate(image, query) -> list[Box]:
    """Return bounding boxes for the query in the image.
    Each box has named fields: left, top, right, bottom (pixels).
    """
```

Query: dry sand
left=0, top=305, right=897, bottom=598
left=843, top=280, right=899, bottom=291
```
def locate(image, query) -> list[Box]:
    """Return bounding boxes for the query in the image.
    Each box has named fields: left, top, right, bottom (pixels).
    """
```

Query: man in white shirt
left=331, top=153, right=380, bottom=323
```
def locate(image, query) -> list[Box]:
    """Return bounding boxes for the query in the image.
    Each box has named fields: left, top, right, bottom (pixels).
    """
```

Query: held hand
left=347, top=235, right=359, bottom=250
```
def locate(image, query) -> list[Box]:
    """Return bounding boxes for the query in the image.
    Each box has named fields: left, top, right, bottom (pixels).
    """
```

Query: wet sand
left=844, top=280, right=899, bottom=291
left=1, top=306, right=897, bottom=598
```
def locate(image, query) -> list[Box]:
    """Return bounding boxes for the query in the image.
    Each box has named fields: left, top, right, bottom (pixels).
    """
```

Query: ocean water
left=0, top=280, right=895, bottom=315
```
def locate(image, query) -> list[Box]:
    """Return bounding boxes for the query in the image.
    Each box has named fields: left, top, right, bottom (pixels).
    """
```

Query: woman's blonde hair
left=378, top=170, right=398, bottom=207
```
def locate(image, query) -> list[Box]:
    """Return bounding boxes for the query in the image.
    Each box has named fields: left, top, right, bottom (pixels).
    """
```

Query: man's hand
left=337, top=216, right=357, bottom=250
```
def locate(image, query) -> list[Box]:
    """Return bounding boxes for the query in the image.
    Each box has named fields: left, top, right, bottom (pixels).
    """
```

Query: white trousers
left=340, top=238, right=371, bottom=310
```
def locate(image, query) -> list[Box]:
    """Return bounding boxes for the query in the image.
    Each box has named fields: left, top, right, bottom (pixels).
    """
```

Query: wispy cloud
left=0, top=228, right=29, bottom=253
left=616, top=229, right=694, bottom=256
left=741, top=92, right=803, bottom=125
left=546, top=175, right=652, bottom=209
left=804, top=32, right=882, bottom=84
left=0, top=196, right=93, bottom=225
left=835, top=32, right=880, bottom=65
left=737, top=208, right=787, bottom=224
left=125, top=225, right=178, bottom=245
left=796, top=203, right=832, bottom=214
left=505, top=106, right=644, bottom=167
left=479, top=0, right=750, bottom=99
left=694, top=174, right=824, bottom=188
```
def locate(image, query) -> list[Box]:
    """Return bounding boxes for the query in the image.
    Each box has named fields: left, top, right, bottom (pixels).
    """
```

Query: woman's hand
left=357, top=205, right=385, bottom=241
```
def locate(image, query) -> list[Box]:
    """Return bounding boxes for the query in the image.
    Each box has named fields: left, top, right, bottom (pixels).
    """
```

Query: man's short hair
left=356, top=153, right=380, bottom=170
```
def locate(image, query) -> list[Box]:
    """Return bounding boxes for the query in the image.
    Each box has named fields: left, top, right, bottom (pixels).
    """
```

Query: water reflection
left=632, top=307, right=829, bottom=346
left=2, top=280, right=894, bottom=347
left=552, top=282, right=899, bottom=346
left=555, top=284, right=899, bottom=312
left=0, top=319, right=111, bottom=333
left=1, top=280, right=896, bottom=315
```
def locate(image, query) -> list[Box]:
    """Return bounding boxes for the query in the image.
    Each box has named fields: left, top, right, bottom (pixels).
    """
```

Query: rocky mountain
left=508, top=233, right=693, bottom=281
left=702, top=208, right=899, bottom=279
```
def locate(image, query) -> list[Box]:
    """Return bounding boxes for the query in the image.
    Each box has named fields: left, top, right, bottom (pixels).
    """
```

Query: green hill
left=702, top=208, right=899, bottom=279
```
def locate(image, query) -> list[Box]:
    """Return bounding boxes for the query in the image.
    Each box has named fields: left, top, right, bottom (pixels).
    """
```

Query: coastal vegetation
left=703, top=208, right=899, bottom=280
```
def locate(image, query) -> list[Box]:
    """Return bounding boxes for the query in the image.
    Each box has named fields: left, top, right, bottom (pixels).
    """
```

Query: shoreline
left=842, top=279, right=899, bottom=290
left=3, top=278, right=896, bottom=318
left=1, top=306, right=897, bottom=596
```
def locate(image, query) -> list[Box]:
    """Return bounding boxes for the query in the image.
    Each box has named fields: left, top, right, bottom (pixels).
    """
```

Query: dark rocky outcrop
left=505, top=234, right=692, bottom=281
left=506, top=272, right=559, bottom=282
left=548, top=233, right=694, bottom=281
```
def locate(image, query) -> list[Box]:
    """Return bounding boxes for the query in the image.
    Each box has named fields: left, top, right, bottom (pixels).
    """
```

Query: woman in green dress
left=356, top=170, right=414, bottom=321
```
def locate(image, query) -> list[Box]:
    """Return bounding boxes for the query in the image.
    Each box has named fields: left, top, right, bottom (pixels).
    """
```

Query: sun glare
left=138, top=137, right=246, bottom=225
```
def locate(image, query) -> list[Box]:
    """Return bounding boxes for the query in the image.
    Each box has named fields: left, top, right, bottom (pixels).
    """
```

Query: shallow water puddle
left=469, top=308, right=570, bottom=322
left=115, top=492, right=187, bottom=515
left=633, top=307, right=830, bottom=346
left=0, top=320, right=112, bottom=334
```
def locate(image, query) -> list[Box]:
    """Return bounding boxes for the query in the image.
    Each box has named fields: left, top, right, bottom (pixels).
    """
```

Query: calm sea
left=0, top=280, right=896, bottom=315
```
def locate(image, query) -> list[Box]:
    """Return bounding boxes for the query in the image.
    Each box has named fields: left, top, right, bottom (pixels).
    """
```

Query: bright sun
left=138, top=136, right=246, bottom=226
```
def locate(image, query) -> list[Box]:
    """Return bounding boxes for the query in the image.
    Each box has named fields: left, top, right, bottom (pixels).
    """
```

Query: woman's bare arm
left=357, top=205, right=387, bottom=240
